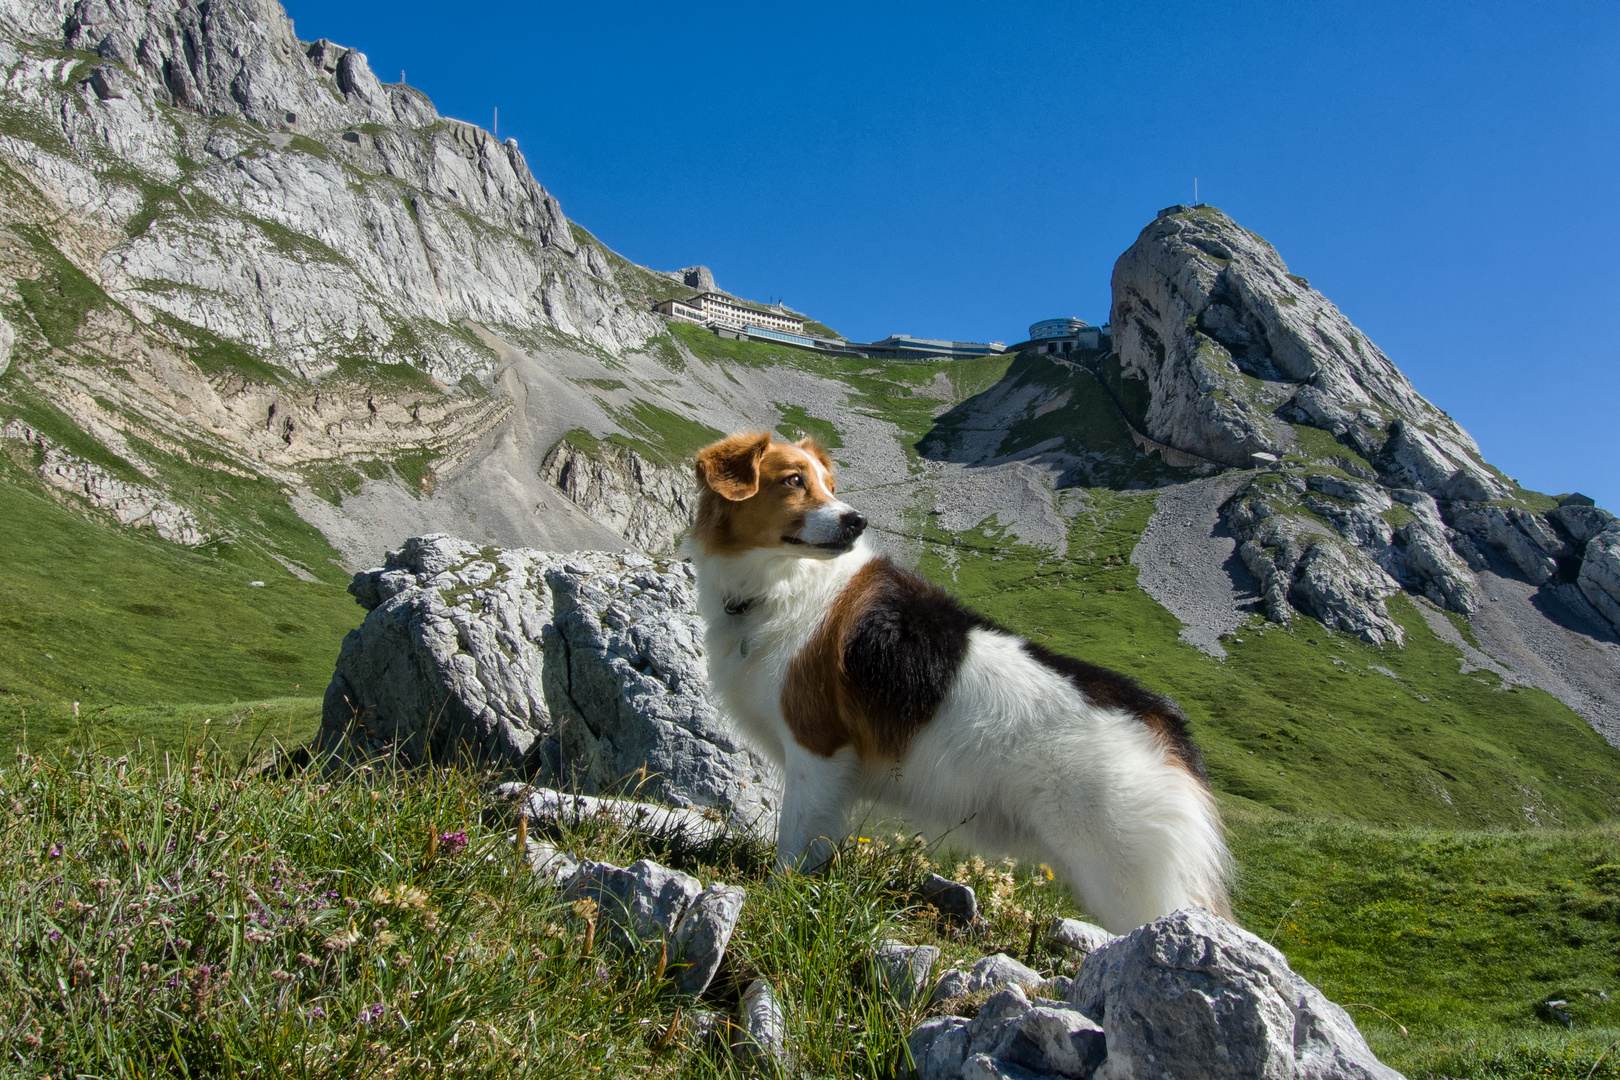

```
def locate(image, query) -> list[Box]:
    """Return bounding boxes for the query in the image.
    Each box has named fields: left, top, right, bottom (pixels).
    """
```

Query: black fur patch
left=841, top=560, right=991, bottom=755
left=840, top=559, right=1208, bottom=779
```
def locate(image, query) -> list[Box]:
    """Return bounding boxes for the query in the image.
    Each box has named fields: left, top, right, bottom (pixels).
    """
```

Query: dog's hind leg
left=776, top=743, right=862, bottom=873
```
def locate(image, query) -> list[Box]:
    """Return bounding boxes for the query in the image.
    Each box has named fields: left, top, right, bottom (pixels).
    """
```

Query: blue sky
left=284, top=1, right=1620, bottom=509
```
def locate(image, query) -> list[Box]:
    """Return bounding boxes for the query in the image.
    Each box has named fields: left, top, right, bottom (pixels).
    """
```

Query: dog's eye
left=784, top=474, right=805, bottom=489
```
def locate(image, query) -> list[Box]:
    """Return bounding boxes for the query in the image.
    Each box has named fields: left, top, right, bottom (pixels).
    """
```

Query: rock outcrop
left=319, top=534, right=777, bottom=832
left=539, top=437, right=696, bottom=552
left=2, top=420, right=205, bottom=545
left=912, top=909, right=1403, bottom=1080
left=1110, top=205, right=1620, bottom=642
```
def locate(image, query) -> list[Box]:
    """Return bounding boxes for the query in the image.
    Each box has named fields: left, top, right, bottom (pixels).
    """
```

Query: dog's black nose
left=841, top=510, right=867, bottom=536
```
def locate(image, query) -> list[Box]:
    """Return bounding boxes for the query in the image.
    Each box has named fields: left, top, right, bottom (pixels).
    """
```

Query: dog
left=688, top=431, right=1231, bottom=933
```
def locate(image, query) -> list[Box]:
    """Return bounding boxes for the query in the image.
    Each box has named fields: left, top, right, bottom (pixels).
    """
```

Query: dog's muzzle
left=787, top=504, right=868, bottom=552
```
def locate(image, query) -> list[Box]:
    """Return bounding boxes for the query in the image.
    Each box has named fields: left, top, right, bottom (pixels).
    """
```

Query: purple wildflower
left=47, top=842, right=62, bottom=859
left=437, top=830, right=468, bottom=857
left=359, top=1003, right=386, bottom=1025
left=45, top=930, right=62, bottom=943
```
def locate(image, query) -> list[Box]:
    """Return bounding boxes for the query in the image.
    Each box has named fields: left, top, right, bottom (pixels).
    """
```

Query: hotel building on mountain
left=1028, top=317, right=1110, bottom=355
left=654, top=292, right=807, bottom=336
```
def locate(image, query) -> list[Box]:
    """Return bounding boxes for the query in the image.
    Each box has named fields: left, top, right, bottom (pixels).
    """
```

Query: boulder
left=1068, top=908, right=1403, bottom=1080
left=1550, top=503, right=1619, bottom=545
left=1375, top=420, right=1505, bottom=503
left=1448, top=505, right=1567, bottom=586
left=1225, top=477, right=1404, bottom=645
left=320, top=535, right=777, bottom=833
left=541, top=555, right=777, bottom=830
left=523, top=839, right=578, bottom=884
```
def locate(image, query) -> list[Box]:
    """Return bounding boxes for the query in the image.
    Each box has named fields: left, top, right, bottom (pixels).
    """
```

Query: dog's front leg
left=776, top=743, right=861, bottom=873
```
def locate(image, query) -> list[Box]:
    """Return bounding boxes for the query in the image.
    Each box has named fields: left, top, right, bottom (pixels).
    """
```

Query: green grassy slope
left=917, top=492, right=1620, bottom=829
left=0, top=478, right=358, bottom=749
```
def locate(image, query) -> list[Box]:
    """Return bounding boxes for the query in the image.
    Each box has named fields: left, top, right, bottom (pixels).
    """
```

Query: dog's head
left=692, top=431, right=867, bottom=558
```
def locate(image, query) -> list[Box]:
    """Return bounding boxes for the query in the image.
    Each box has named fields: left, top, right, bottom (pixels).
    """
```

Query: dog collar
left=723, top=596, right=759, bottom=617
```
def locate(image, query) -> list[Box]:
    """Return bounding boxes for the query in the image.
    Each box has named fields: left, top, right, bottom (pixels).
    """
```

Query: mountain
left=2, top=0, right=1620, bottom=830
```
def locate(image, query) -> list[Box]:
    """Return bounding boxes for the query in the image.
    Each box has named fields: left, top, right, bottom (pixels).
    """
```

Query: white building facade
left=654, top=292, right=806, bottom=336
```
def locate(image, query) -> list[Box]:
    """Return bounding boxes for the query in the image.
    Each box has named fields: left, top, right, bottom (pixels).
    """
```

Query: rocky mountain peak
left=1112, top=204, right=1498, bottom=497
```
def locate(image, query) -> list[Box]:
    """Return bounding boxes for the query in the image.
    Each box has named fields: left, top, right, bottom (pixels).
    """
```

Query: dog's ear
left=695, top=431, right=773, bottom=501
left=797, top=438, right=836, bottom=490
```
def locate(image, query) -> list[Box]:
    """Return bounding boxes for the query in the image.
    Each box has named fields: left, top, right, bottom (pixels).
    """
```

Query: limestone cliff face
left=539, top=438, right=696, bottom=554
left=1, top=0, right=657, bottom=382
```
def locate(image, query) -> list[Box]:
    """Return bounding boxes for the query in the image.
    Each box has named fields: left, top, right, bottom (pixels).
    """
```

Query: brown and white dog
left=689, top=431, right=1230, bottom=932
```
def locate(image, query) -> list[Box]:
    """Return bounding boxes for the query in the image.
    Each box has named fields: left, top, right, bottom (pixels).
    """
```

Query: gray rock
left=1550, top=503, right=1618, bottom=545
left=931, top=967, right=973, bottom=1006
left=969, top=954, right=1045, bottom=994
left=1449, top=505, right=1567, bottom=586
left=523, top=839, right=578, bottom=884
left=989, top=1004, right=1107, bottom=1079
left=1, top=422, right=206, bottom=546
left=319, top=535, right=582, bottom=769
left=1376, top=419, right=1505, bottom=504
left=922, top=873, right=980, bottom=924
left=1046, top=918, right=1114, bottom=960
left=669, top=883, right=746, bottom=997
left=320, top=536, right=777, bottom=833
left=732, top=979, right=790, bottom=1073
left=87, top=63, right=124, bottom=99
left=1225, top=477, right=1404, bottom=645
left=960, top=1055, right=1052, bottom=1080
left=561, top=857, right=703, bottom=954
left=910, top=1016, right=972, bottom=1080
left=873, top=940, right=941, bottom=1007
left=1578, top=531, right=1620, bottom=634
left=969, top=985, right=1035, bottom=1042
left=539, top=437, right=696, bottom=552
left=541, top=556, right=777, bottom=831
left=1110, top=206, right=1470, bottom=470
left=680, top=265, right=717, bottom=292
left=0, top=312, right=11, bottom=378
left=501, top=783, right=737, bottom=846
left=1068, top=908, right=1404, bottom=1080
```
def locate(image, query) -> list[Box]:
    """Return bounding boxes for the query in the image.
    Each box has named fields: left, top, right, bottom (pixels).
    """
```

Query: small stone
left=873, top=940, right=940, bottom=1007
left=732, top=979, right=789, bottom=1072
left=967, top=985, right=1032, bottom=1043
left=921, top=873, right=978, bottom=924
left=967, top=953, right=1044, bottom=994
left=669, top=883, right=746, bottom=996
left=523, top=839, right=577, bottom=884
left=929, top=967, right=971, bottom=1007
left=1045, top=918, right=1113, bottom=959
left=991, top=1004, right=1106, bottom=1079
left=561, top=858, right=702, bottom=953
